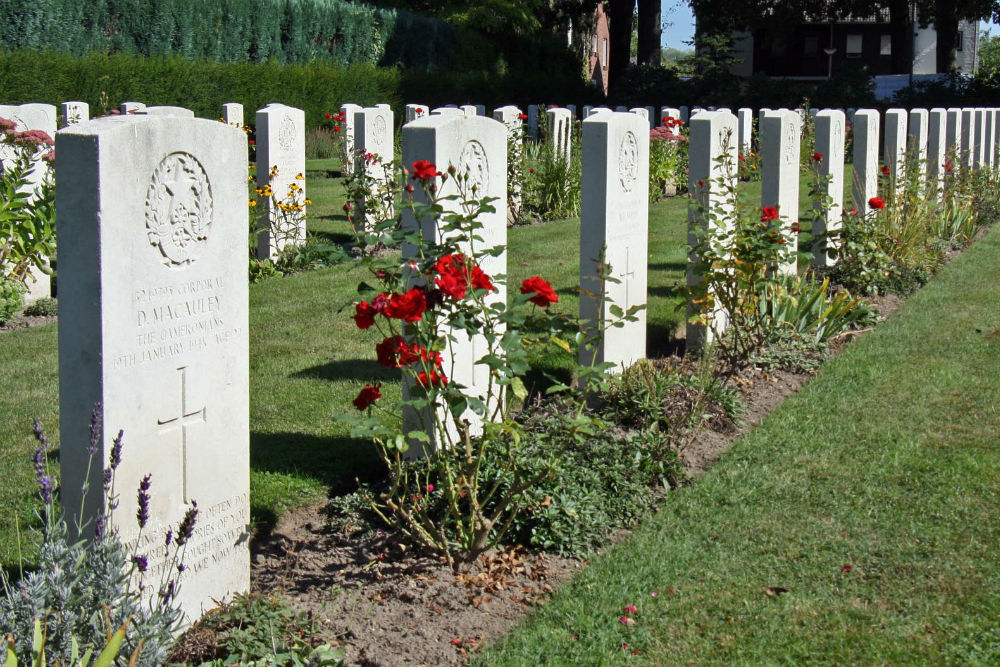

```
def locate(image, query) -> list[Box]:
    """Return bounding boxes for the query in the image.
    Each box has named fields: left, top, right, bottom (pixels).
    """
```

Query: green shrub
left=0, top=274, right=26, bottom=324
left=22, top=296, right=56, bottom=317
left=0, top=0, right=453, bottom=69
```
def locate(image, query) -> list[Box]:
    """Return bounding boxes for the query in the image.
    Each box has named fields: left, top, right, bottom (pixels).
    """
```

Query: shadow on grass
left=250, top=430, right=385, bottom=526
left=647, top=322, right=686, bottom=358
left=648, top=261, right=688, bottom=273
left=308, top=228, right=355, bottom=246
left=291, top=359, right=396, bottom=383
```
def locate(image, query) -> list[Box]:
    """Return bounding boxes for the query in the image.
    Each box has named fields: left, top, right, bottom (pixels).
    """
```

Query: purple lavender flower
left=131, top=554, right=148, bottom=573
left=176, top=500, right=198, bottom=546
left=38, top=475, right=54, bottom=505
left=31, top=419, right=48, bottom=484
left=109, top=429, right=124, bottom=470
left=87, top=403, right=103, bottom=455
left=159, top=581, right=175, bottom=605
left=94, top=514, right=105, bottom=539
left=136, top=474, right=151, bottom=528
left=103, top=467, right=113, bottom=492
left=164, top=529, right=173, bottom=547
left=177, top=563, right=186, bottom=573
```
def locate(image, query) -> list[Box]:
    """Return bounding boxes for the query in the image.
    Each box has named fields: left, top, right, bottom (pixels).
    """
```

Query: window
left=880, top=34, right=891, bottom=55
left=770, top=39, right=787, bottom=57
left=957, top=31, right=964, bottom=51
left=602, top=39, right=608, bottom=68
left=593, top=35, right=598, bottom=53
left=846, top=34, right=863, bottom=56
left=804, top=36, right=819, bottom=57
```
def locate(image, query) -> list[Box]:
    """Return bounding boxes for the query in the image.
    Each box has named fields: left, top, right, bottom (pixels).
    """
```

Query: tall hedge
left=0, top=0, right=453, bottom=68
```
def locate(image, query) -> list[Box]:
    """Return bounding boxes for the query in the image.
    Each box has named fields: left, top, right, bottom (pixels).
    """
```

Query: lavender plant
left=0, top=408, right=197, bottom=666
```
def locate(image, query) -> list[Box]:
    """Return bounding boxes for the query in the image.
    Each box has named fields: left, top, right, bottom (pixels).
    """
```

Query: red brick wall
left=587, top=3, right=610, bottom=96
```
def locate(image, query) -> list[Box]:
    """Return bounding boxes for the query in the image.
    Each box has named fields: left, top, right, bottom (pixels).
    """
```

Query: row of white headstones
left=7, top=99, right=996, bottom=625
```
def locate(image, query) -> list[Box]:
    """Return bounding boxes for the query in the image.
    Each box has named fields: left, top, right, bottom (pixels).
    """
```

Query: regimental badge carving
left=145, top=152, right=213, bottom=267
left=618, top=131, right=639, bottom=192
left=458, top=140, right=489, bottom=195
left=278, top=114, right=296, bottom=153
left=373, top=114, right=388, bottom=148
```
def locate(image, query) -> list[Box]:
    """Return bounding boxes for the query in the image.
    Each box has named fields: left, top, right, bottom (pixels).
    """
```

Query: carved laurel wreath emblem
left=145, top=152, right=213, bottom=267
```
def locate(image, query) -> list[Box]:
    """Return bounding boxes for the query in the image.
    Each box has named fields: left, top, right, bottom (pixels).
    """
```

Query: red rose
left=333, top=126, right=341, bottom=133
left=881, top=165, right=891, bottom=176
left=412, top=160, right=439, bottom=181
left=354, top=301, right=378, bottom=329
left=325, top=112, right=332, bottom=119
left=248, top=139, right=255, bottom=146
left=385, top=288, right=428, bottom=322
left=353, top=384, right=381, bottom=410
left=471, top=266, right=494, bottom=292
left=812, top=152, right=823, bottom=162
left=760, top=206, right=780, bottom=222
left=790, top=222, right=801, bottom=232
left=868, top=197, right=885, bottom=210
left=520, top=276, right=558, bottom=307
left=398, top=341, right=442, bottom=368
left=376, top=336, right=403, bottom=367
left=518, top=113, right=528, bottom=120
left=416, top=370, right=448, bottom=388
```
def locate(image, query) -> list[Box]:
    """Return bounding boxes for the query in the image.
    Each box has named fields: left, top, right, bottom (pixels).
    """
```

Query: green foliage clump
left=22, top=296, right=56, bottom=317
left=0, top=274, right=26, bottom=324
left=176, top=593, right=343, bottom=667
left=0, top=0, right=453, bottom=69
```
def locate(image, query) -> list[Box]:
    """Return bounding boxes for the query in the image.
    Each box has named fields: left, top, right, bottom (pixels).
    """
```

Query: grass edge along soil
left=479, top=223, right=1000, bottom=666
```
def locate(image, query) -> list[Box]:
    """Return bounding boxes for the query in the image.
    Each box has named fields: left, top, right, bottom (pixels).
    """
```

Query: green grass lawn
left=480, top=222, right=1000, bottom=666
left=0, top=160, right=894, bottom=571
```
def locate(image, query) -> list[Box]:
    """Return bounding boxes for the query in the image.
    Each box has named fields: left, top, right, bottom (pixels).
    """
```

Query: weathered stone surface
left=221, top=103, right=243, bottom=127
left=255, top=103, right=306, bottom=259
left=812, top=110, right=845, bottom=268
left=760, top=109, right=801, bottom=275
left=580, top=111, right=649, bottom=371
left=852, top=109, right=880, bottom=209
left=61, top=101, right=90, bottom=126
left=56, top=114, right=250, bottom=623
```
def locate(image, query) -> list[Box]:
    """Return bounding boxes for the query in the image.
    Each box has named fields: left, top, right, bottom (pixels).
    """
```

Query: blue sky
left=660, top=3, right=997, bottom=51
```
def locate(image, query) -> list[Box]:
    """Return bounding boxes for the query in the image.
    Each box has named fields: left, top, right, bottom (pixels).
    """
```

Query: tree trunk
left=636, top=0, right=661, bottom=66
left=888, top=0, right=912, bottom=74
left=607, top=0, right=635, bottom=91
left=934, top=0, right=960, bottom=73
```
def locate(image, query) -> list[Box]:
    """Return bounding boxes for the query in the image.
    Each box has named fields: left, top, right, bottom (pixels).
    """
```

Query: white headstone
left=737, top=108, right=753, bottom=159
left=946, top=107, right=962, bottom=167
left=679, top=106, right=690, bottom=123
left=527, top=105, right=540, bottom=139
left=907, top=108, right=929, bottom=189
left=400, top=115, right=507, bottom=451
left=431, top=107, right=463, bottom=117
left=61, top=101, right=90, bottom=126
left=566, top=104, right=578, bottom=119
left=221, top=103, right=243, bottom=127
left=582, top=105, right=594, bottom=119
left=644, top=106, right=656, bottom=130
left=630, top=107, right=649, bottom=123
left=120, top=102, right=146, bottom=115
left=614, top=106, right=628, bottom=113
left=660, top=107, right=680, bottom=126
left=986, top=108, right=997, bottom=169
left=686, top=110, right=737, bottom=351
left=588, top=106, right=611, bottom=118
left=993, top=108, right=1000, bottom=168
left=56, top=114, right=250, bottom=622
left=405, top=104, right=429, bottom=123
left=0, top=103, right=57, bottom=303
left=760, top=109, right=801, bottom=276
left=354, top=105, right=395, bottom=229
left=580, top=111, right=649, bottom=371
left=812, top=110, right=845, bottom=268
left=546, top=107, right=572, bottom=165
left=928, top=108, right=947, bottom=199
left=139, top=106, right=195, bottom=118
left=340, top=103, right=362, bottom=177
left=974, top=108, right=988, bottom=169
left=493, top=105, right=524, bottom=223
left=255, top=103, right=306, bottom=259
left=852, top=109, right=880, bottom=209
left=475, top=104, right=486, bottom=117
left=883, top=108, right=908, bottom=193
left=460, top=105, right=478, bottom=118
left=961, top=108, right=975, bottom=169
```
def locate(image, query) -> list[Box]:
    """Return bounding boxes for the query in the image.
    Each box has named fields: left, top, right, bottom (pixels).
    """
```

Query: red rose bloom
left=398, top=341, right=443, bottom=368
left=353, top=384, right=382, bottom=410
left=416, top=370, right=448, bottom=389
left=812, top=152, right=823, bottom=162
left=333, top=126, right=341, bottom=133
left=518, top=113, right=528, bottom=120
left=412, top=160, right=439, bottom=181
left=385, top=288, right=428, bottom=322
left=325, top=112, right=332, bottom=119
left=471, top=266, right=494, bottom=292
left=354, top=301, right=378, bottom=329
left=881, top=165, right=891, bottom=176
left=434, top=254, right=494, bottom=299
left=520, top=276, right=558, bottom=307
left=376, top=336, right=403, bottom=368
left=760, top=206, right=780, bottom=221
left=868, top=197, right=885, bottom=210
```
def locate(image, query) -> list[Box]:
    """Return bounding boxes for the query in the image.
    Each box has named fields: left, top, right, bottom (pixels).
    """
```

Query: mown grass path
left=480, top=224, right=1000, bottom=666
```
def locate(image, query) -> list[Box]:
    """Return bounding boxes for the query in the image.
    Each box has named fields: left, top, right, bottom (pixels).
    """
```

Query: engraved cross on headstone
left=156, top=366, right=206, bottom=503
left=163, top=161, right=194, bottom=221
left=621, top=248, right=637, bottom=310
